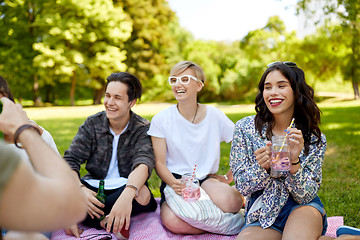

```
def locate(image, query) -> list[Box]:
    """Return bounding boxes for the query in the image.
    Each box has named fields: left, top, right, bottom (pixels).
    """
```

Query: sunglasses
left=80, top=233, right=112, bottom=240
left=267, top=61, right=297, bottom=68
left=168, top=75, right=204, bottom=86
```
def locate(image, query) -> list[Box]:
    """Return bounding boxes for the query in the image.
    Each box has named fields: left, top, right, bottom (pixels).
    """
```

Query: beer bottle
left=95, top=180, right=106, bottom=221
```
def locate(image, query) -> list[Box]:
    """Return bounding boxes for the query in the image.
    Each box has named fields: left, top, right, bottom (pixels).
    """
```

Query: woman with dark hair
left=229, top=62, right=359, bottom=239
left=0, top=76, right=15, bottom=102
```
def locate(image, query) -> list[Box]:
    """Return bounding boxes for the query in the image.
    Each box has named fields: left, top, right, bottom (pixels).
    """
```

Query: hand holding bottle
left=81, top=186, right=105, bottom=220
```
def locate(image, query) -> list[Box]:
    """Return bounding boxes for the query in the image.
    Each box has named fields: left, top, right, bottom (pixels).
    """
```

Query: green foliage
left=0, top=0, right=42, bottom=100
left=114, top=0, right=177, bottom=95
left=33, top=0, right=132, bottom=104
left=297, top=0, right=360, bottom=99
left=1, top=0, right=358, bottom=104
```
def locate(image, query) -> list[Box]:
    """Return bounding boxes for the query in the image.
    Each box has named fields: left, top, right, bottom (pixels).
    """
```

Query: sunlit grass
left=26, top=100, right=360, bottom=228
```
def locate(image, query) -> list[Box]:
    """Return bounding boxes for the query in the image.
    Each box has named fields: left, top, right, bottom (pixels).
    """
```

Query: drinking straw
left=274, top=118, right=295, bottom=161
left=190, top=164, right=197, bottom=181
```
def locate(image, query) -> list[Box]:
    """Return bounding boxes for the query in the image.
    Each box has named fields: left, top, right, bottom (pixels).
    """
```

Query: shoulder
left=82, top=111, right=107, bottom=127
left=205, top=105, right=231, bottom=121
left=205, top=105, right=223, bottom=115
left=131, top=111, right=150, bottom=127
left=87, top=111, right=106, bottom=121
left=151, top=105, right=176, bottom=122
left=235, top=115, right=255, bottom=128
left=81, top=111, right=106, bottom=126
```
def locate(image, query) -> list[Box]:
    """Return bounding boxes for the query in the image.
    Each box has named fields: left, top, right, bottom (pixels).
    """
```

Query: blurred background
left=0, top=0, right=358, bottom=106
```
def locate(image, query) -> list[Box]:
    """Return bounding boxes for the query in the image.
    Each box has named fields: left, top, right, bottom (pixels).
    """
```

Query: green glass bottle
left=95, top=180, right=106, bottom=221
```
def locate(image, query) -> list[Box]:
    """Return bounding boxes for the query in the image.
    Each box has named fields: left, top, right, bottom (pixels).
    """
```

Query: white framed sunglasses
left=168, top=75, right=204, bottom=86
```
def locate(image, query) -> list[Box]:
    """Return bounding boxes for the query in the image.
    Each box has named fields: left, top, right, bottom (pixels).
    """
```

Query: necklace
left=177, top=103, right=199, bottom=123
left=192, top=103, right=199, bottom=123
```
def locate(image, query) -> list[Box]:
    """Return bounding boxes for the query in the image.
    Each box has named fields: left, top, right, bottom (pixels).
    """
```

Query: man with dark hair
left=64, top=72, right=157, bottom=239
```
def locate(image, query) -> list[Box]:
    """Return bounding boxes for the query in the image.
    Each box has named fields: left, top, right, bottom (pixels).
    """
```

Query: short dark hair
left=0, top=75, right=15, bottom=102
left=106, top=72, right=142, bottom=102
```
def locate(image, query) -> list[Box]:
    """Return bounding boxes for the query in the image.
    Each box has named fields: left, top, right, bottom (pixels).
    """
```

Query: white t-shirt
left=147, top=104, right=234, bottom=180
left=85, top=125, right=128, bottom=190
left=7, top=123, right=60, bottom=164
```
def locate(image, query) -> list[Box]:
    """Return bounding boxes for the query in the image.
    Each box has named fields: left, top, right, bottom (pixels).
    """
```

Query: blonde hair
left=170, top=61, right=206, bottom=83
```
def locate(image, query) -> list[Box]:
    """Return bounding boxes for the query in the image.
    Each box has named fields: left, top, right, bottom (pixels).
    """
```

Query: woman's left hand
left=286, top=127, right=304, bottom=163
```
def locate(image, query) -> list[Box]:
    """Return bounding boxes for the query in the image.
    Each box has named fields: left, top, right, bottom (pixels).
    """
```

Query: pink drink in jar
left=270, top=136, right=290, bottom=178
left=181, top=173, right=200, bottom=201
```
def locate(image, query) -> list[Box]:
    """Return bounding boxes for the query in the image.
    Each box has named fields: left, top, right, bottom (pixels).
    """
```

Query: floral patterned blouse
left=230, top=115, right=326, bottom=229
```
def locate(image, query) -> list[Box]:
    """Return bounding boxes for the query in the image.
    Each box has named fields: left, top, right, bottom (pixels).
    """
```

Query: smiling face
left=263, top=70, right=295, bottom=118
left=104, top=81, right=135, bottom=124
left=171, top=68, right=203, bottom=102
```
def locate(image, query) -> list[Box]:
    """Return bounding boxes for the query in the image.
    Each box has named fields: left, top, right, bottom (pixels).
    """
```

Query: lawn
left=25, top=99, right=360, bottom=228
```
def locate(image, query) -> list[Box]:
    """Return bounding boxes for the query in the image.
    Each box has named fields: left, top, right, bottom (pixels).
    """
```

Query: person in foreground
left=64, top=72, right=157, bottom=239
left=0, top=97, right=87, bottom=239
left=148, top=61, right=244, bottom=234
left=0, top=76, right=60, bottom=239
left=230, top=61, right=360, bottom=240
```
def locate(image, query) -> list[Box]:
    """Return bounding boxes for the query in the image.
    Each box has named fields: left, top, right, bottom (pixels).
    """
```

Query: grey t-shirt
left=0, top=142, right=21, bottom=201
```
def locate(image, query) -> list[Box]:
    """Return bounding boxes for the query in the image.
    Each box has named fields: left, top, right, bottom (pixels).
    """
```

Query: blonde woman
left=148, top=61, right=244, bottom=234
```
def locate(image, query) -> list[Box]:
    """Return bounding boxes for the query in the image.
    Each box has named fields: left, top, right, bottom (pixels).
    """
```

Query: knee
left=160, top=210, right=184, bottom=234
left=215, top=191, right=243, bottom=213
left=135, top=185, right=151, bottom=206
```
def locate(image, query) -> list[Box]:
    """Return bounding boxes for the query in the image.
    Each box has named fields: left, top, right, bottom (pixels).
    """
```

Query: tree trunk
left=33, top=74, right=41, bottom=107
left=353, top=80, right=359, bottom=99
left=93, top=85, right=106, bottom=105
left=70, top=70, right=76, bottom=106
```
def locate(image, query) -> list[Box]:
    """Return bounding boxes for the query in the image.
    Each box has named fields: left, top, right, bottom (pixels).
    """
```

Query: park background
left=1, top=0, right=359, bottom=228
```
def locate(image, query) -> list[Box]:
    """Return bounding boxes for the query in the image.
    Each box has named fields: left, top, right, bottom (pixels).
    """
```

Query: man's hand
left=65, top=224, right=84, bottom=238
left=0, top=98, right=29, bottom=137
left=105, top=189, right=133, bottom=233
left=81, top=187, right=105, bottom=219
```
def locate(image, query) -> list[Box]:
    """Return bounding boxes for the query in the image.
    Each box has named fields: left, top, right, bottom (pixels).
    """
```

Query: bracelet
left=292, top=158, right=301, bottom=165
left=14, top=124, right=41, bottom=149
left=125, top=184, right=139, bottom=198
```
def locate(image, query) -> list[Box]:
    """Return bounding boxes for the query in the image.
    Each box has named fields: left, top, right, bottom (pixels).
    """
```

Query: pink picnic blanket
left=51, top=199, right=343, bottom=240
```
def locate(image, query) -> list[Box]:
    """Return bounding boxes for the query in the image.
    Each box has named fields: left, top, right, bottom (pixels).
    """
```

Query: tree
left=292, top=23, right=349, bottom=90
left=0, top=0, right=44, bottom=105
left=33, top=0, right=132, bottom=105
left=297, top=0, right=360, bottom=99
left=113, top=0, right=176, bottom=95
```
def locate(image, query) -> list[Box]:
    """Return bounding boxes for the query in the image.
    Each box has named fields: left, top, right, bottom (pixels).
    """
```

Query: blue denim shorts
left=242, top=191, right=328, bottom=235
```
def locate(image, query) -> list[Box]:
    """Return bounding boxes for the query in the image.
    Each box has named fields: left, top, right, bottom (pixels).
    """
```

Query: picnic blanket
left=51, top=199, right=344, bottom=240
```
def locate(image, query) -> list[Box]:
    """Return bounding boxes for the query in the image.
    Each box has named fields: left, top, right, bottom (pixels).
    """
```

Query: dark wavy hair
left=106, top=72, right=142, bottom=102
left=0, top=75, right=15, bottom=102
left=254, top=63, right=322, bottom=154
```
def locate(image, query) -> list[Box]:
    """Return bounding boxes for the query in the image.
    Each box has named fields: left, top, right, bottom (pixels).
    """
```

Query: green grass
left=25, top=100, right=360, bottom=228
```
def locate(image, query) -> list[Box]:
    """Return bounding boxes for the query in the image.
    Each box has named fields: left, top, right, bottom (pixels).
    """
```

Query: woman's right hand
left=255, top=141, right=272, bottom=171
left=81, top=187, right=105, bottom=219
left=170, top=178, right=182, bottom=195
